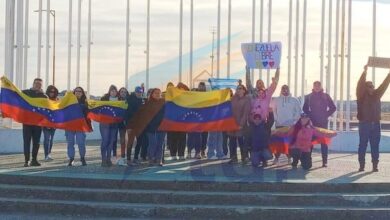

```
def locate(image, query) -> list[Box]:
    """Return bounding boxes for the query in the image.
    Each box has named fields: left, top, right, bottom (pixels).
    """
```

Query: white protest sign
left=241, top=42, right=282, bottom=69
left=367, top=57, right=390, bottom=69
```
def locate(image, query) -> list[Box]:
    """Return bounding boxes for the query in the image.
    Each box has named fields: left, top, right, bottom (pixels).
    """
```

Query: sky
left=1, top=0, right=390, bottom=101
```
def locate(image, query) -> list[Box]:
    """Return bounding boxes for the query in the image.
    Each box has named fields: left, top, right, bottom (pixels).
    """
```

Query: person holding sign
left=356, top=65, right=390, bottom=172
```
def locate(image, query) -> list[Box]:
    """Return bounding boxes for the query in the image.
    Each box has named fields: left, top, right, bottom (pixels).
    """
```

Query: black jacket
left=356, top=72, right=390, bottom=122
left=22, top=89, right=47, bottom=98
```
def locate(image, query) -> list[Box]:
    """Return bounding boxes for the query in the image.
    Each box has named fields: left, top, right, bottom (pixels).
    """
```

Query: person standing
left=126, top=86, right=147, bottom=165
left=115, top=87, right=130, bottom=166
left=42, top=85, right=59, bottom=161
left=270, top=85, right=301, bottom=165
left=22, top=78, right=47, bottom=167
left=197, top=82, right=209, bottom=158
left=228, top=85, right=251, bottom=164
left=145, top=88, right=165, bottom=166
left=356, top=65, right=390, bottom=172
left=99, top=85, right=119, bottom=167
left=66, top=87, right=91, bottom=166
left=303, top=81, right=336, bottom=167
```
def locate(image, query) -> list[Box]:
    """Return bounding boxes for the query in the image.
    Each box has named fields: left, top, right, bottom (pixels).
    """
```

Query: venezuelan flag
left=159, top=87, right=239, bottom=132
left=87, top=100, right=127, bottom=124
left=269, top=126, right=334, bottom=154
left=0, top=76, right=92, bottom=132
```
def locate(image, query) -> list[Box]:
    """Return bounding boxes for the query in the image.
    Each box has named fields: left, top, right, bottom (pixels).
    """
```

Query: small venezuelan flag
left=87, top=100, right=127, bottom=124
left=0, top=76, right=92, bottom=132
left=159, top=87, right=239, bottom=132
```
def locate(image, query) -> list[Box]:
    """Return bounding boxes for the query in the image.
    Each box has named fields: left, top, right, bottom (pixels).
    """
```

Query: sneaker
left=358, top=167, right=365, bottom=172
left=272, top=158, right=279, bottom=165
left=208, top=156, right=218, bottom=160
left=47, top=154, right=53, bottom=161
left=195, top=153, right=202, bottom=160
left=178, top=156, right=185, bottom=160
left=373, top=168, right=379, bottom=172
left=322, top=163, right=328, bottom=168
left=117, top=158, right=127, bottom=166
left=30, top=160, right=41, bottom=167
left=81, top=158, right=87, bottom=166
left=68, top=159, right=74, bottom=167
left=24, top=162, right=29, bottom=167
left=201, top=151, right=206, bottom=158
left=171, top=156, right=178, bottom=161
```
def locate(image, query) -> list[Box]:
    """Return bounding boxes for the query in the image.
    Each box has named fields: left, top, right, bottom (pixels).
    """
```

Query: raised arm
left=375, top=72, right=390, bottom=99
left=245, top=66, right=254, bottom=92
left=356, top=65, right=368, bottom=100
left=267, top=68, right=280, bottom=96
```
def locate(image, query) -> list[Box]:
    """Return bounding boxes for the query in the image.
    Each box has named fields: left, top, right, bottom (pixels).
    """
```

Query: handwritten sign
left=241, top=42, right=282, bottom=69
left=367, top=57, right=390, bottom=69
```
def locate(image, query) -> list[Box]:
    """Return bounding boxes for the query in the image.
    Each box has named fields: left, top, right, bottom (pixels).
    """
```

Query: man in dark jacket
left=356, top=65, right=390, bottom=172
left=126, top=86, right=146, bottom=164
left=303, top=81, right=336, bottom=167
left=22, top=78, right=47, bottom=167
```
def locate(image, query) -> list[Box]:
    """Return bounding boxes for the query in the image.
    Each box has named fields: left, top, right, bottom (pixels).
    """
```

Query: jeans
left=22, top=125, right=42, bottom=162
left=65, top=131, right=86, bottom=159
left=229, top=136, right=246, bottom=160
left=201, top=132, right=208, bottom=153
left=207, top=132, right=224, bottom=158
left=168, top=132, right=186, bottom=157
left=43, top=128, right=56, bottom=158
left=222, top=132, right=229, bottom=156
left=358, top=122, right=381, bottom=164
left=100, top=123, right=118, bottom=162
left=147, top=131, right=165, bottom=161
left=134, top=132, right=148, bottom=160
left=290, top=148, right=312, bottom=170
left=312, top=122, right=329, bottom=164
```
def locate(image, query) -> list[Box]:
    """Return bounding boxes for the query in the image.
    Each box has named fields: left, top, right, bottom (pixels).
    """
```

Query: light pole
left=210, top=27, right=216, bottom=78
left=34, top=9, right=55, bottom=86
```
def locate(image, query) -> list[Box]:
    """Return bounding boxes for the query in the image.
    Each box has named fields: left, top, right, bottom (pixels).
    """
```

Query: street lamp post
left=34, top=9, right=55, bottom=86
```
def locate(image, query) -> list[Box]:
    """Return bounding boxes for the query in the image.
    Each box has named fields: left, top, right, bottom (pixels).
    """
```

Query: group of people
left=20, top=64, right=390, bottom=172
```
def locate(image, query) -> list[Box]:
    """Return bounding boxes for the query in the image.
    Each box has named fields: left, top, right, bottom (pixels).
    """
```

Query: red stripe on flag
left=87, top=112, right=123, bottom=124
left=1, top=104, right=92, bottom=132
left=158, top=117, right=239, bottom=132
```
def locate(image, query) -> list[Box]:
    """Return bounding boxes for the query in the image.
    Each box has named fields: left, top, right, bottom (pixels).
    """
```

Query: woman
left=228, top=85, right=251, bottom=164
left=274, top=113, right=337, bottom=170
left=167, top=83, right=189, bottom=160
left=100, top=85, right=119, bottom=167
left=43, top=85, right=59, bottom=161
left=65, top=87, right=91, bottom=166
left=116, top=87, right=130, bottom=166
left=145, top=88, right=165, bottom=166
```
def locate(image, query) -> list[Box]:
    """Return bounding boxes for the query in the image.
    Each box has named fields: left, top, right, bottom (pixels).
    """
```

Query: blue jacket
left=303, top=91, right=336, bottom=128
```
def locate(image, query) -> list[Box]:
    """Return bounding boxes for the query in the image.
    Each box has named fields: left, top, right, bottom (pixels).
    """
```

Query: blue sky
left=1, top=0, right=390, bottom=100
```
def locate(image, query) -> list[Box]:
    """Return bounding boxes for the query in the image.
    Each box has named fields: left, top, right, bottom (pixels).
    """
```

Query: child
left=274, top=113, right=337, bottom=170
left=250, top=111, right=274, bottom=167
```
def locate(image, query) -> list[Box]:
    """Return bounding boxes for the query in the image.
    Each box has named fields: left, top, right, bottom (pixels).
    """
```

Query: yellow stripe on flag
left=165, top=87, right=231, bottom=108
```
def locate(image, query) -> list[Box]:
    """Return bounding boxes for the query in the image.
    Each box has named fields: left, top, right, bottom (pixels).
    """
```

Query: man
left=125, top=86, right=146, bottom=165
left=22, top=78, right=47, bottom=167
left=271, top=85, right=301, bottom=165
left=356, top=65, right=390, bottom=172
left=303, top=81, right=336, bottom=167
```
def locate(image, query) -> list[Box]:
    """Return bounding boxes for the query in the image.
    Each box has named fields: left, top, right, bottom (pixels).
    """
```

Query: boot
left=358, top=162, right=365, bottom=172
left=81, top=157, right=87, bottom=166
left=373, top=161, right=379, bottom=172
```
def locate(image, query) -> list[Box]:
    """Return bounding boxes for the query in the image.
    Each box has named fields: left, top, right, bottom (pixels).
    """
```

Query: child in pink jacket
left=274, top=113, right=337, bottom=170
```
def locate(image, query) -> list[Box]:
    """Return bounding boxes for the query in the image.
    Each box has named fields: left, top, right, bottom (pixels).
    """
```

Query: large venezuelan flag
left=159, top=87, right=239, bottom=132
left=0, top=76, right=92, bottom=132
left=87, top=100, right=127, bottom=124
